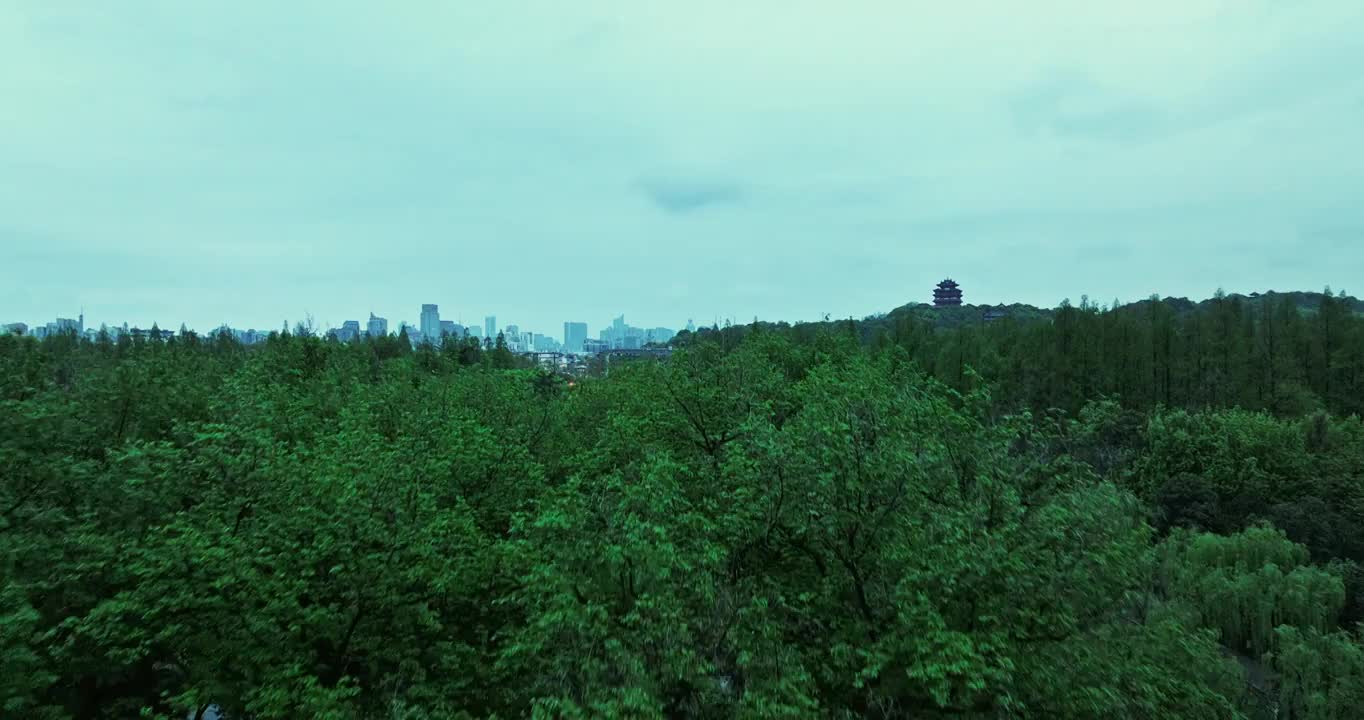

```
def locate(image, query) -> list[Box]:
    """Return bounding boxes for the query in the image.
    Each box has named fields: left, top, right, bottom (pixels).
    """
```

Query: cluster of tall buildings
left=344, top=304, right=680, bottom=355
left=0, top=313, right=189, bottom=343
left=5, top=313, right=83, bottom=340
left=385, top=304, right=490, bottom=347
left=5, top=304, right=689, bottom=356
left=597, top=315, right=675, bottom=350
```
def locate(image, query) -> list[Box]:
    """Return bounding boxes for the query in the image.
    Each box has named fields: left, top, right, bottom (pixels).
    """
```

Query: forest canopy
left=3, top=290, right=1364, bottom=719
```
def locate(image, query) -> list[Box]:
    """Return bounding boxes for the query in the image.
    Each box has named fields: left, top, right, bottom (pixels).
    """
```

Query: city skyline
left=2, top=304, right=697, bottom=342
left=5, top=300, right=697, bottom=349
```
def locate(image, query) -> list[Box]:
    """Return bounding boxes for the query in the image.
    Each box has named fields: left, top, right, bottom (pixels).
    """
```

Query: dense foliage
left=3, top=295, right=1363, bottom=718
left=708, top=290, right=1364, bottom=418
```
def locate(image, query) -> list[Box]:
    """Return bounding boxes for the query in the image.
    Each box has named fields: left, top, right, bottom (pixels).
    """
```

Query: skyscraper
left=367, top=313, right=388, bottom=338
left=484, top=316, right=497, bottom=340
left=420, top=304, right=441, bottom=344
left=337, top=320, right=361, bottom=342
left=563, top=322, right=588, bottom=353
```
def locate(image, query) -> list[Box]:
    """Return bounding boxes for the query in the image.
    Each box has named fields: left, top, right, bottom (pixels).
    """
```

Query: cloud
left=635, top=177, right=745, bottom=215
left=2, top=1, right=1362, bottom=332
left=1300, top=226, right=1364, bottom=251
left=1009, top=70, right=1174, bottom=144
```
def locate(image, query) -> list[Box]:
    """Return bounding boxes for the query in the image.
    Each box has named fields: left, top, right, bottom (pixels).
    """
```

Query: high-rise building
left=367, top=313, right=388, bottom=338
left=647, top=327, right=675, bottom=345
left=606, top=314, right=628, bottom=349
left=440, top=320, right=457, bottom=339
left=337, top=320, right=361, bottom=342
left=563, top=322, right=588, bottom=353
left=420, top=304, right=441, bottom=344
left=485, top=316, right=496, bottom=340
left=399, top=321, right=422, bottom=347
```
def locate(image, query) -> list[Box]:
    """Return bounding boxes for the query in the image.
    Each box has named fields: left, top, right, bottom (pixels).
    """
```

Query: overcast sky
left=4, top=1, right=1362, bottom=335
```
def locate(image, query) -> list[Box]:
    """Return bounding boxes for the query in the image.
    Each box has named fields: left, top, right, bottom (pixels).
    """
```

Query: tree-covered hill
left=684, top=288, right=1364, bottom=418
left=872, top=289, right=1362, bottom=333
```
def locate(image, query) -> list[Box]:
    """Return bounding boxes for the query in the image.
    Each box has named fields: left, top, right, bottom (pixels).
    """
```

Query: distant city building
left=398, top=321, right=420, bottom=346
left=53, top=316, right=82, bottom=334
left=440, top=320, right=457, bottom=339
left=685, top=318, right=696, bottom=333
left=367, top=313, right=389, bottom=338
left=601, top=347, right=673, bottom=367
left=129, top=326, right=174, bottom=341
left=1, top=322, right=27, bottom=335
left=240, top=329, right=267, bottom=345
left=583, top=338, right=609, bottom=354
left=595, top=314, right=670, bottom=349
left=563, top=322, right=588, bottom=353
left=420, top=304, right=441, bottom=344
left=485, top=316, right=497, bottom=340
left=934, top=279, right=963, bottom=307
left=337, top=320, right=362, bottom=342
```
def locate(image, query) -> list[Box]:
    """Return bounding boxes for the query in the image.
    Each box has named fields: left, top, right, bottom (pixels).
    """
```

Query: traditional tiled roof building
left=934, top=279, right=963, bottom=307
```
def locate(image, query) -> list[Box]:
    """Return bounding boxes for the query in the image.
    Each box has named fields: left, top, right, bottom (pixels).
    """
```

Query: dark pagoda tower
left=933, top=279, right=963, bottom=307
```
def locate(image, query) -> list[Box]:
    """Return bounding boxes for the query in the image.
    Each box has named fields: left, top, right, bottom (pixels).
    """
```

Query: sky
left=4, top=1, right=1363, bottom=336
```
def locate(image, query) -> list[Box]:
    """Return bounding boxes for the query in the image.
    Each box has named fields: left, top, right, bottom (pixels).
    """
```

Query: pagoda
left=933, top=279, right=963, bottom=307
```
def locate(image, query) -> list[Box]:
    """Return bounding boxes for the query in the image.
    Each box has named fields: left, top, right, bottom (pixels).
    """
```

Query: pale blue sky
left=3, top=1, right=1362, bottom=334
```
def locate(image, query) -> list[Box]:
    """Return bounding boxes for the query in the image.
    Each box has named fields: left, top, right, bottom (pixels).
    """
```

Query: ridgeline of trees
left=2, top=289, right=1363, bottom=718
